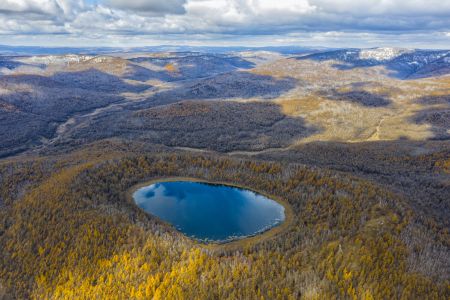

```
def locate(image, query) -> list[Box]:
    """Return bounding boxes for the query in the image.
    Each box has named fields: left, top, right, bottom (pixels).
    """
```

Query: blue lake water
left=133, top=181, right=285, bottom=242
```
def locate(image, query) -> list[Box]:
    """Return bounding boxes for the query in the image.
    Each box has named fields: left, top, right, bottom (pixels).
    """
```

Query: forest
left=0, top=143, right=448, bottom=299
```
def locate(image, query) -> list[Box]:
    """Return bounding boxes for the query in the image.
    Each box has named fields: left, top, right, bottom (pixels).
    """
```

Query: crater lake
left=132, top=181, right=286, bottom=242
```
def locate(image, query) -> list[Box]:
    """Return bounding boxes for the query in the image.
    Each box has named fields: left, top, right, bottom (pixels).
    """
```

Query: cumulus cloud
left=0, top=0, right=84, bottom=17
left=0, top=0, right=61, bottom=15
left=0, top=0, right=449, bottom=47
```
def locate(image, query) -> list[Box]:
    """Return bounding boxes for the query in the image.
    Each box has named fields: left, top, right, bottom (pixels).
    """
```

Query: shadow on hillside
left=416, top=95, right=450, bottom=105
left=0, top=69, right=146, bottom=157
left=0, top=105, right=50, bottom=158
left=0, top=57, right=25, bottom=71
left=51, top=100, right=321, bottom=153
left=0, top=69, right=151, bottom=94
left=127, top=54, right=255, bottom=82
left=147, top=71, right=298, bottom=104
left=51, top=68, right=151, bottom=93
left=411, top=95, right=450, bottom=140
left=319, top=89, right=391, bottom=107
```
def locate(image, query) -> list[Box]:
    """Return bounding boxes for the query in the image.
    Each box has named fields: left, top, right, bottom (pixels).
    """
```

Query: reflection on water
left=133, top=181, right=285, bottom=242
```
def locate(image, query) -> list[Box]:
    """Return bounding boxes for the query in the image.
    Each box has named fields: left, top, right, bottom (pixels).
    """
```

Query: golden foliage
left=164, top=63, right=179, bottom=73
left=0, top=153, right=448, bottom=299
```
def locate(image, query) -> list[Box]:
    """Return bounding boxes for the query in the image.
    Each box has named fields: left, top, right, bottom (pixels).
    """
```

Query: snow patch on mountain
left=359, top=48, right=410, bottom=61
left=20, top=55, right=94, bottom=65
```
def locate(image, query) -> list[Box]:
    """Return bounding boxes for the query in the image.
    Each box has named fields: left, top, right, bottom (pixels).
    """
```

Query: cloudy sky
left=0, top=0, right=449, bottom=48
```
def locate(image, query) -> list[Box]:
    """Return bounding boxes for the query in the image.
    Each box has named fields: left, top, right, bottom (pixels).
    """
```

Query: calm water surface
left=133, top=181, right=285, bottom=242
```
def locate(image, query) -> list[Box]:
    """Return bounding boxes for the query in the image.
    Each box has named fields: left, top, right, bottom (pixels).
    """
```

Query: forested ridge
left=0, top=150, right=448, bottom=299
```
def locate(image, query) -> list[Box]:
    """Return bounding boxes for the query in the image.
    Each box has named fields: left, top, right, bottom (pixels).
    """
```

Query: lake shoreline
left=125, top=176, right=295, bottom=251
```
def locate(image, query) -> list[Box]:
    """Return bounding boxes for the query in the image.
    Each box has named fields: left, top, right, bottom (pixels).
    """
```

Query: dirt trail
left=367, top=115, right=388, bottom=141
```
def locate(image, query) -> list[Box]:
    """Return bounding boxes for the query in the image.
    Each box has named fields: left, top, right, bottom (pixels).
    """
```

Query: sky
left=0, top=0, right=449, bottom=48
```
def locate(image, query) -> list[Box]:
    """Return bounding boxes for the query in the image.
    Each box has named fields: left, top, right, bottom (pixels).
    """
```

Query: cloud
left=106, top=0, right=186, bottom=14
left=312, top=0, right=450, bottom=16
left=0, top=0, right=449, bottom=48
left=0, top=0, right=61, bottom=15
left=0, top=0, right=84, bottom=17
